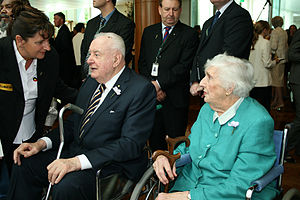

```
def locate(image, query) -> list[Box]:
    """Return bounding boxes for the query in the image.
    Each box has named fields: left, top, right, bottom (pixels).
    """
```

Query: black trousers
left=287, top=83, right=300, bottom=155
left=7, top=150, right=96, bottom=200
left=149, top=102, right=189, bottom=152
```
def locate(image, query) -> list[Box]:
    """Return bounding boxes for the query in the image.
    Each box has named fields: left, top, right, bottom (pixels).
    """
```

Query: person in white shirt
left=249, top=20, right=279, bottom=112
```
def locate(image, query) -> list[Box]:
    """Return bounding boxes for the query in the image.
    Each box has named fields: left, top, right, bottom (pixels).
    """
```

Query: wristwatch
left=187, top=192, right=191, bottom=200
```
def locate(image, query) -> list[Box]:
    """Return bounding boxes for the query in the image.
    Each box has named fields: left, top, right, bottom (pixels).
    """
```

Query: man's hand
left=151, top=81, right=160, bottom=92
left=157, top=90, right=166, bottom=102
left=155, top=191, right=190, bottom=200
left=190, top=82, right=203, bottom=96
left=152, top=155, right=176, bottom=185
left=47, top=157, right=81, bottom=185
left=13, top=140, right=46, bottom=166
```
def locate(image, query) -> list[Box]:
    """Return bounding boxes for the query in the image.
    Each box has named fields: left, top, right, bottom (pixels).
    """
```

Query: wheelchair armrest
left=246, top=165, right=283, bottom=199
left=251, top=165, right=284, bottom=192
left=175, top=154, right=192, bottom=168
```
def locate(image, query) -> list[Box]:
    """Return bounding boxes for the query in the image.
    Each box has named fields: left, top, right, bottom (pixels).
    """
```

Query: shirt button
left=198, top=155, right=202, bottom=159
left=206, top=144, right=211, bottom=148
left=215, top=133, right=218, bottom=137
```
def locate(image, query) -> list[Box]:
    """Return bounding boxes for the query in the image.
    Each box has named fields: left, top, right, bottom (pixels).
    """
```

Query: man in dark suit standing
left=81, top=0, right=135, bottom=79
left=53, top=12, right=77, bottom=87
left=190, top=0, right=253, bottom=96
left=287, top=30, right=300, bottom=158
left=7, top=32, right=156, bottom=200
left=0, top=6, right=77, bottom=174
left=138, top=0, right=199, bottom=151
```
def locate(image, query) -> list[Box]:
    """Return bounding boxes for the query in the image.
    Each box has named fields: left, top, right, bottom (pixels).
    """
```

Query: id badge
left=151, top=62, right=159, bottom=77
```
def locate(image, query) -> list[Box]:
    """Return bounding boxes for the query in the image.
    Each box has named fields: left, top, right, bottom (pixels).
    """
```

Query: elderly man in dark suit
left=52, top=12, right=76, bottom=87
left=7, top=32, right=156, bottom=200
left=0, top=6, right=77, bottom=174
left=81, top=0, right=135, bottom=79
left=190, top=0, right=253, bottom=96
left=138, top=0, right=199, bottom=151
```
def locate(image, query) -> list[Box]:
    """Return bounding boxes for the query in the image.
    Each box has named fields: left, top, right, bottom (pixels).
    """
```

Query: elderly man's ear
left=225, top=86, right=234, bottom=96
left=112, top=52, right=122, bottom=68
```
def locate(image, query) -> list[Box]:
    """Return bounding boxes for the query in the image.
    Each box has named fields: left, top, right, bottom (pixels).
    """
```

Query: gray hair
left=94, top=32, right=125, bottom=57
left=204, top=53, right=255, bottom=97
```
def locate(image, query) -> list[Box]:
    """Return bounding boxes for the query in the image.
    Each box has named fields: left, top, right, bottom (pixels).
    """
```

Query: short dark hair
left=9, top=6, right=54, bottom=41
left=159, top=0, right=182, bottom=8
left=111, top=0, right=116, bottom=6
left=74, top=23, right=84, bottom=32
left=54, top=12, right=65, bottom=23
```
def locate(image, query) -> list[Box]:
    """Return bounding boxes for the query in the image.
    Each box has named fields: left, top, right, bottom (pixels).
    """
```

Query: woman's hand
left=153, top=155, right=177, bottom=185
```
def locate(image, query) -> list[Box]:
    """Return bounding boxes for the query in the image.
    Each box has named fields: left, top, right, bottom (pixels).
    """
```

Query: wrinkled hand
left=157, top=90, right=166, bottom=102
left=155, top=191, right=190, bottom=200
left=190, top=82, right=203, bottom=96
left=47, top=157, right=81, bottom=185
left=153, top=155, right=176, bottom=185
left=13, top=140, right=46, bottom=166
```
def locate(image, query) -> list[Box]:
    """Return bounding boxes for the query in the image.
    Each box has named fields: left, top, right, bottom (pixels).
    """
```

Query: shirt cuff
left=155, top=80, right=161, bottom=89
left=40, top=137, right=52, bottom=151
left=77, top=154, right=92, bottom=170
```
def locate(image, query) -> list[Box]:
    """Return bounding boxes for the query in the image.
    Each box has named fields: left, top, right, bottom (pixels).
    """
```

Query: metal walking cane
left=43, top=103, right=84, bottom=200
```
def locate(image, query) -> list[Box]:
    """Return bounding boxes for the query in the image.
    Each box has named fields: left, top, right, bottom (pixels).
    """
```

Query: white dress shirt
left=13, top=41, right=38, bottom=144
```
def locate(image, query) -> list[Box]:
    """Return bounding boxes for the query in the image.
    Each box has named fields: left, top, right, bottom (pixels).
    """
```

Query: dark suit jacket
left=53, top=24, right=76, bottom=86
left=289, top=29, right=300, bottom=85
left=0, top=37, right=77, bottom=162
left=138, top=21, right=199, bottom=108
left=190, top=1, right=253, bottom=82
left=48, top=67, right=156, bottom=181
left=81, top=9, right=135, bottom=67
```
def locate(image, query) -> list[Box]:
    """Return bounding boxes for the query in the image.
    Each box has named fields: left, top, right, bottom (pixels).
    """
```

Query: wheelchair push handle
left=166, top=135, right=190, bottom=155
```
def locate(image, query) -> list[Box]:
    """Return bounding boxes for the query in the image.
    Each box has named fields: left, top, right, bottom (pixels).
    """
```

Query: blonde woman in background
left=270, top=16, right=288, bottom=110
left=249, top=20, right=279, bottom=112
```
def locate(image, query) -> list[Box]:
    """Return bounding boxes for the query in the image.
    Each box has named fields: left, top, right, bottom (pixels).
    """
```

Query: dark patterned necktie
left=163, top=26, right=171, bottom=42
left=96, top=17, right=106, bottom=34
left=208, top=10, right=221, bottom=34
left=80, top=84, right=106, bottom=138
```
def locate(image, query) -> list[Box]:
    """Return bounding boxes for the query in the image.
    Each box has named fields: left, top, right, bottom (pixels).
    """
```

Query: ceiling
left=29, top=0, right=94, bottom=12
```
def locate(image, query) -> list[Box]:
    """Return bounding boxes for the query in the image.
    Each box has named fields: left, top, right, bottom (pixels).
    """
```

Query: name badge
left=151, top=62, right=159, bottom=77
left=0, top=83, right=13, bottom=91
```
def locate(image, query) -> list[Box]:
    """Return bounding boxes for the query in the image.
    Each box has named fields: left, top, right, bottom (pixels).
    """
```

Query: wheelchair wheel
left=130, top=166, right=159, bottom=200
left=282, top=188, right=300, bottom=200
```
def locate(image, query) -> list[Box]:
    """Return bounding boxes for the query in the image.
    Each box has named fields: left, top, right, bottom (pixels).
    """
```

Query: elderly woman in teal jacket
left=153, top=53, right=278, bottom=200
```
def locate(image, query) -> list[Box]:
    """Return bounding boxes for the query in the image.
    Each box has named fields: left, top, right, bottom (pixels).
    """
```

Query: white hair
left=204, top=53, right=255, bottom=97
left=94, top=32, right=125, bottom=57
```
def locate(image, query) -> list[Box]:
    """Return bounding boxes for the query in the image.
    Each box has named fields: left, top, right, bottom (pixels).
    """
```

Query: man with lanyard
left=138, top=0, right=199, bottom=151
left=81, top=0, right=135, bottom=79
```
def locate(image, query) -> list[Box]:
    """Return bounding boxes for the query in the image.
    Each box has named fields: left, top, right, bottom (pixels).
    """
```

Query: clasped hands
left=152, top=155, right=190, bottom=200
left=13, top=140, right=81, bottom=185
left=190, top=82, right=203, bottom=96
left=151, top=81, right=166, bottom=102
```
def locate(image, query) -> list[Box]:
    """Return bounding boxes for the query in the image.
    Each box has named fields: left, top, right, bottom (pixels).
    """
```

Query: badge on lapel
left=0, top=83, right=13, bottom=91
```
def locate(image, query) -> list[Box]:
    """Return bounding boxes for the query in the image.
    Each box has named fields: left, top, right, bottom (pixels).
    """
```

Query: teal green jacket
left=171, top=97, right=278, bottom=199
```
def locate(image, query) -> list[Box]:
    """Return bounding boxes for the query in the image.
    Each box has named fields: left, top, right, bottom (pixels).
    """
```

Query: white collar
left=213, top=97, right=244, bottom=125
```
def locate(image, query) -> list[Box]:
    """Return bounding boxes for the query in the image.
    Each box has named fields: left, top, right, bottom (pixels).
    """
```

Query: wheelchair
left=129, top=124, right=300, bottom=200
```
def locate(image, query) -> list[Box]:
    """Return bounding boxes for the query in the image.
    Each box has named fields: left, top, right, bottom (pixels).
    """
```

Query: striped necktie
left=96, top=17, right=106, bottom=34
left=80, top=84, right=106, bottom=138
left=163, top=26, right=171, bottom=42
